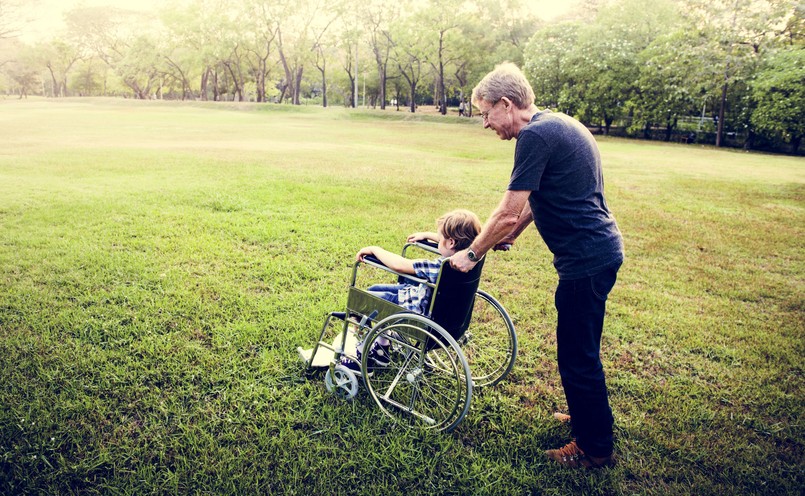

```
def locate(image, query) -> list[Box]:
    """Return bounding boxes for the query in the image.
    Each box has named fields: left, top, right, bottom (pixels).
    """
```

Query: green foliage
left=0, top=100, right=802, bottom=495
left=750, top=48, right=805, bottom=151
left=632, top=28, right=706, bottom=135
left=520, top=0, right=802, bottom=150
left=523, top=22, right=582, bottom=109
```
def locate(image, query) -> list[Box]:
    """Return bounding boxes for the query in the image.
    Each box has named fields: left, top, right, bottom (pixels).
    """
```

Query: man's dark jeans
left=554, top=263, right=621, bottom=458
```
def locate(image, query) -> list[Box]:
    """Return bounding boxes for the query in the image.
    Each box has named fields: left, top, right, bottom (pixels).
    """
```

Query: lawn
left=0, top=98, right=802, bottom=495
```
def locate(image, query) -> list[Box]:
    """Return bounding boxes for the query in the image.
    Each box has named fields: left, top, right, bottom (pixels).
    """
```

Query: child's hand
left=356, top=246, right=375, bottom=262
left=407, top=232, right=436, bottom=243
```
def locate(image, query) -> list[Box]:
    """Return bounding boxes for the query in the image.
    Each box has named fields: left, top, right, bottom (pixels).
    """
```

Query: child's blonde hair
left=437, top=209, right=482, bottom=251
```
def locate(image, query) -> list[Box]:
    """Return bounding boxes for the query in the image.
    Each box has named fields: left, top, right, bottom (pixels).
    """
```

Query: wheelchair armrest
left=358, top=254, right=432, bottom=287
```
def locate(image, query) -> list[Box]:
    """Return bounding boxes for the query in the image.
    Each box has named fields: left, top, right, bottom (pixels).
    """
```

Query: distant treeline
left=1, top=0, right=802, bottom=154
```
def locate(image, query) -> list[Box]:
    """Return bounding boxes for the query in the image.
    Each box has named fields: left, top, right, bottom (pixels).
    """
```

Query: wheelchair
left=298, top=240, right=517, bottom=432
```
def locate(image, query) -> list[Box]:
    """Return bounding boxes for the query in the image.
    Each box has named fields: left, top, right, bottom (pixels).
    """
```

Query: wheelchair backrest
left=429, top=257, right=485, bottom=340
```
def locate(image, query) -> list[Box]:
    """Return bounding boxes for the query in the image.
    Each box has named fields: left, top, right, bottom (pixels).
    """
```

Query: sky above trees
left=21, top=0, right=580, bottom=42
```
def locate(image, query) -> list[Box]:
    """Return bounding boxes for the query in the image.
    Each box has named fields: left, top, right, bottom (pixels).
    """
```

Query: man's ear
left=500, top=96, right=512, bottom=110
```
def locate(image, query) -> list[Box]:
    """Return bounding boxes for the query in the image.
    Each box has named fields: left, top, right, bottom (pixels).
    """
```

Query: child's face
left=437, top=230, right=457, bottom=257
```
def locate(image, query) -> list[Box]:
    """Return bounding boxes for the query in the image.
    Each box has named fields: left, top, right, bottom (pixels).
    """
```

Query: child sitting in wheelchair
left=341, top=209, right=482, bottom=373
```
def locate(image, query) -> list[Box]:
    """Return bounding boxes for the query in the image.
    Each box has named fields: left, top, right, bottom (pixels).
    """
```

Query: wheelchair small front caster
left=324, top=364, right=359, bottom=400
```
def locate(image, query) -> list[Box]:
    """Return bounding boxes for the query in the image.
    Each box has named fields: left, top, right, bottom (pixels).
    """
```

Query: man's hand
left=449, top=249, right=478, bottom=273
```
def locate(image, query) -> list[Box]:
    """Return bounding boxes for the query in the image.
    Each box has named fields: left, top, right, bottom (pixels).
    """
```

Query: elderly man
left=450, top=62, right=624, bottom=469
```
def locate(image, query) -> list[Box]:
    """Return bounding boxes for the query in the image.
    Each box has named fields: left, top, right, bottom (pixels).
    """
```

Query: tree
left=70, top=57, right=105, bottom=96
left=572, top=0, right=680, bottom=134
left=680, top=0, right=797, bottom=146
left=161, top=0, right=230, bottom=101
left=392, top=18, right=428, bottom=112
left=750, top=47, right=805, bottom=153
left=160, top=41, right=198, bottom=100
left=275, top=0, right=339, bottom=105
left=524, top=22, right=582, bottom=110
left=337, top=24, right=363, bottom=107
left=117, top=35, right=162, bottom=99
left=635, top=29, right=706, bottom=141
left=363, top=0, right=399, bottom=110
left=2, top=41, right=39, bottom=98
left=477, top=0, right=542, bottom=68
left=0, top=0, right=23, bottom=40
left=241, top=0, right=281, bottom=103
left=308, top=3, right=342, bottom=107
left=38, top=39, right=82, bottom=97
left=418, top=0, right=467, bottom=115
left=65, top=6, right=163, bottom=99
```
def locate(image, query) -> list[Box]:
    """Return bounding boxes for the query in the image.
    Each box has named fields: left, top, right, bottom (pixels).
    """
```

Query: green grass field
left=1, top=98, right=802, bottom=495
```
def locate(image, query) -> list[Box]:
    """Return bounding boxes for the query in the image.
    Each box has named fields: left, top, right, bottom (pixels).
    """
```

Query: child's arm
left=406, top=231, right=440, bottom=243
left=356, top=246, right=416, bottom=274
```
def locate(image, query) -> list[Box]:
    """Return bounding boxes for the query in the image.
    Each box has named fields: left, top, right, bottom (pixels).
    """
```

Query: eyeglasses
left=480, top=100, right=500, bottom=121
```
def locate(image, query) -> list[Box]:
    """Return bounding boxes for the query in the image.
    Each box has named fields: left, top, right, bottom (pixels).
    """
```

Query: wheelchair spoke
left=363, top=315, right=472, bottom=432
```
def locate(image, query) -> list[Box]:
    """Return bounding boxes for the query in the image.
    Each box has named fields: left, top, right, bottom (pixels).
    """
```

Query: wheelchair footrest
left=299, top=330, right=360, bottom=368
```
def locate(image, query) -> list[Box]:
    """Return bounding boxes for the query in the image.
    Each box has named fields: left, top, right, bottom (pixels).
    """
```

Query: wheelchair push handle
left=415, top=239, right=439, bottom=250
left=402, top=238, right=440, bottom=257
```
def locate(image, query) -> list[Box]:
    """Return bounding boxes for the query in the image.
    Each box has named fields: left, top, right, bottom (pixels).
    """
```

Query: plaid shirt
left=398, top=257, right=445, bottom=315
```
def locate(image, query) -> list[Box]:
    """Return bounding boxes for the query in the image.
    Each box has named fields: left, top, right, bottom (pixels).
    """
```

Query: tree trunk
left=201, top=67, right=209, bottom=101
left=256, top=59, right=266, bottom=103
left=664, top=115, right=676, bottom=142
left=716, top=81, right=728, bottom=147
left=224, top=62, right=244, bottom=102
left=378, top=67, right=386, bottom=110
left=437, top=30, right=446, bottom=115
left=438, top=66, right=446, bottom=115
left=278, top=48, right=293, bottom=104
left=318, top=64, right=327, bottom=107
left=716, top=2, right=740, bottom=148
left=45, top=64, right=59, bottom=97
left=294, top=66, right=303, bottom=105
left=743, top=129, right=755, bottom=151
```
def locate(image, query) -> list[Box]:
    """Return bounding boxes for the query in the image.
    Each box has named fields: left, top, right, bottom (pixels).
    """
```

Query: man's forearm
left=508, top=202, right=533, bottom=240
left=471, top=190, right=531, bottom=257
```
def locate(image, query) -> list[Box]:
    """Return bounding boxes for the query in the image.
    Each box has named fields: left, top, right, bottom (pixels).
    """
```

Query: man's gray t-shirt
left=508, top=110, right=624, bottom=280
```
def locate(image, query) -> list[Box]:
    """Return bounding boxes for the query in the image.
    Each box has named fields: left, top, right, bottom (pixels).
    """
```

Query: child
left=342, top=209, right=482, bottom=373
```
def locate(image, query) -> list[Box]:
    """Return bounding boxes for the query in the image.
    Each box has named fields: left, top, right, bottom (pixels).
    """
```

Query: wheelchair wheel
left=324, top=364, right=359, bottom=400
left=362, top=314, right=472, bottom=432
left=459, top=290, right=517, bottom=388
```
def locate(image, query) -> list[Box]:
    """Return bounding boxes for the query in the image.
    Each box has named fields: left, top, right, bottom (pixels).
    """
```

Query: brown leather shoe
left=545, top=440, right=615, bottom=469
left=553, top=412, right=572, bottom=423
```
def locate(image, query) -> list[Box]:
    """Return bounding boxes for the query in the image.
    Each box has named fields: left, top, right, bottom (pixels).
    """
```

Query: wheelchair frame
left=298, top=240, right=517, bottom=432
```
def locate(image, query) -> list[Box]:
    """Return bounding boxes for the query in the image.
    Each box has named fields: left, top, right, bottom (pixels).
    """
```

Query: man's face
left=478, top=98, right=513, bottom=140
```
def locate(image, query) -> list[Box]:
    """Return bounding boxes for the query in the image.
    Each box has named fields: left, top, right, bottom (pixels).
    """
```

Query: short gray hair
left=471, top=62, right=535, bottom=110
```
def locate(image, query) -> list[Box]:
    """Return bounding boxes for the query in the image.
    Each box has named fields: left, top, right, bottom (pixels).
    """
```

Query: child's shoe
left=366, top=340, right=391, bottom=367
left=339, top=355, right=363, bottom=375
